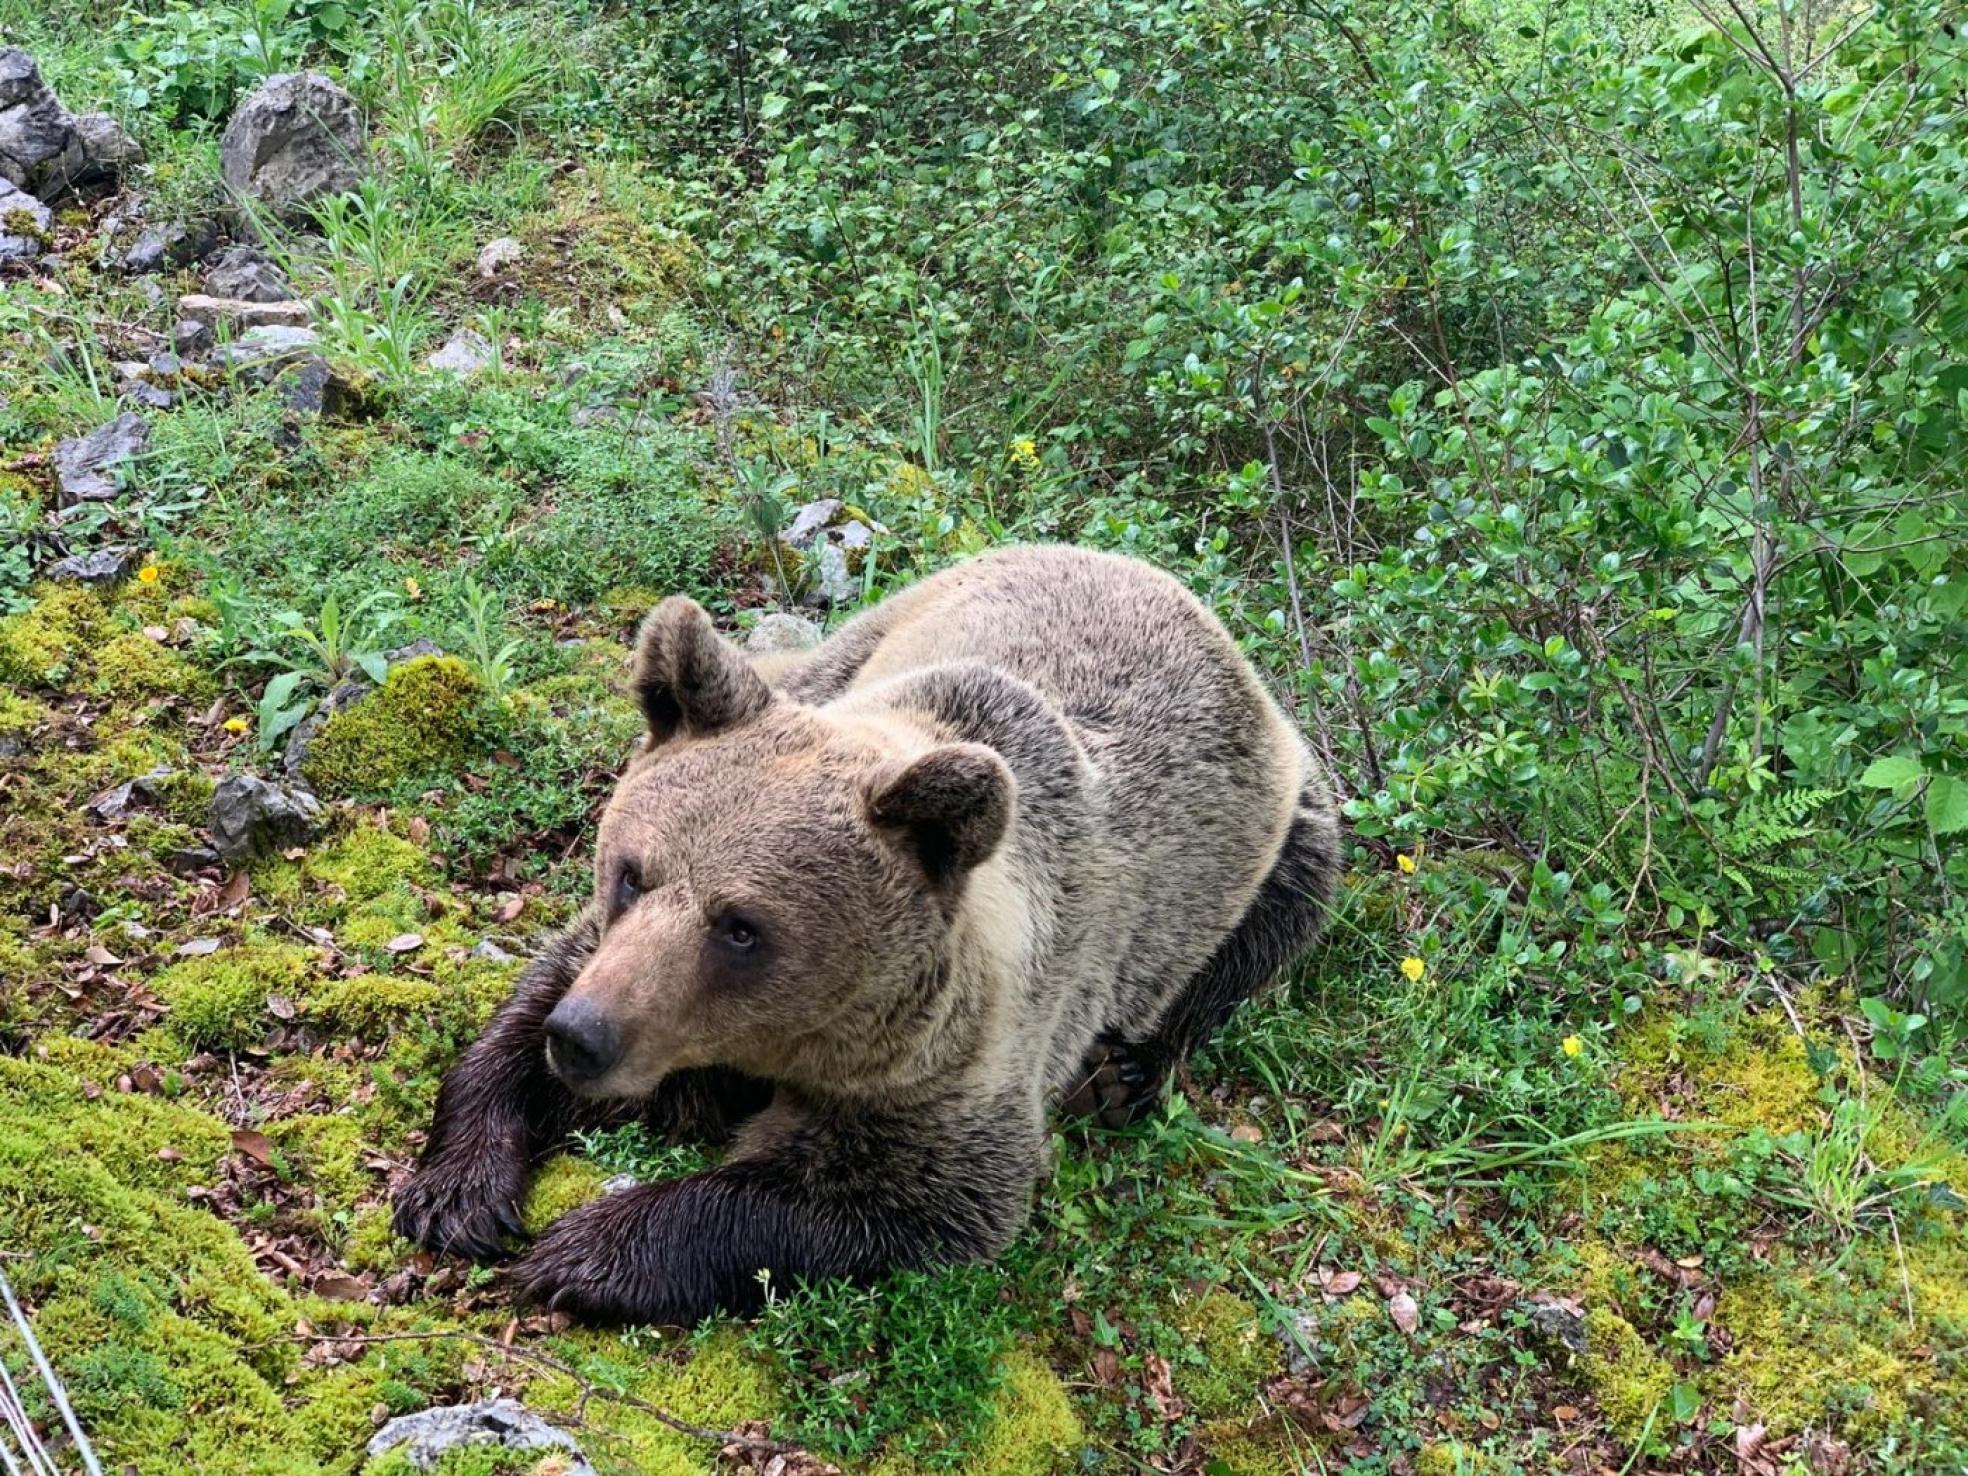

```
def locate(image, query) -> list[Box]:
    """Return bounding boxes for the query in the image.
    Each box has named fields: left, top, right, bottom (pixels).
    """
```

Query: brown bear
left=393, top=544, right=1339, bottom=1323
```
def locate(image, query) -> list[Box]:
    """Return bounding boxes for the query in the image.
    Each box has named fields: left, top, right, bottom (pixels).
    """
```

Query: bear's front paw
left=392, top=1152, right=528, bottom=1262
left=510, top=1186, right=707, bottom=1326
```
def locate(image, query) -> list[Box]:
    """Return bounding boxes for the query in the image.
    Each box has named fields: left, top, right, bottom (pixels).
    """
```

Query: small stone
left=745, top=612, right=823, bottom=656
left=782, top=498, right=844, bottom=551
left=116, top=219, right=216, bottom=275
left=87, top=765, right=174, bottom=823
left=147, top=350, right=184, bottom=377
left=212, top=324, right=321, bottom=382
left=469, top=939, right=516, bottom=965
left=1524, top=1296, right=1588, bottom=1357
left=600, top=1174, right=639, bottom=1195
left=278, top=356, right=351, bottom=417
left=0, top=177, right=51, bottom=261
left=810, top=540, right=857, bottom=605
left=174, top=318, right=214, bottom=354
left=220, top=72, right=367, bottom=216
left=365, top=1400, right=596, bottom=1476
left=569, top=404, right=619, bottom=428
left=476, top=235, right=522, bottom=277
left=54, top=412, right=150, bottom=505
left=203, top=244, right=290, bottom=302
left=177, top=292, right=311, bottom=330
left=45, top=545, right=140, bottom=585
left=424, top=329, right=494, bottom=375
left=208, top=775, right=323, bottom=865
left=123, top=381, right=177, bottom=410
left=1276, top=1309, right=1320, bottom=1375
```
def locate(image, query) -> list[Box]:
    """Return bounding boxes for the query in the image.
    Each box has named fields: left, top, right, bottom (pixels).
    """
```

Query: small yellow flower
left=1009, top=437, right=1038, bottom=466
left=136, top=564, right=160, bottom=585
left=1396, top=852, right=1417, bottom=875
left=1562, top=1034, right=1584, bottom=1059
left=223, top=716, right=250, bottom=735
left=1400, top=956, right=1426, bottom=984
left=404, top=576, right=423, bottom=601
left=1392, top=1121, right=1407, bottom=1137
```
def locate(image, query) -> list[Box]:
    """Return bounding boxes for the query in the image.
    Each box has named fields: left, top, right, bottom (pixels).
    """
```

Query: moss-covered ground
left=2, top=2, right=1964, bottom=1473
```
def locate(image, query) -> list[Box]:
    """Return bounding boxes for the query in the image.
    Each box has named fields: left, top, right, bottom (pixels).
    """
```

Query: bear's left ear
left=867, top=743, right=1015, bottom=887
left=632, top=597, right=772, bottom=746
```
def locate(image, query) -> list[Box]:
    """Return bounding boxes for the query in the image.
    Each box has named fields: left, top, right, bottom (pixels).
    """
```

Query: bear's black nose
left=543, top=997, right=622, bottom=1085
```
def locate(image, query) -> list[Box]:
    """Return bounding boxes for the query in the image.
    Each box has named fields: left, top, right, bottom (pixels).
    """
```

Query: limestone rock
left=208, top=775, right=323, bottom=865
left=365, top=1400, right=595, bottom=1475
left=54, top=412, right=149, bottom=505
left=220, top=72, right=366, bottom=216
left=424, top=329, right=494, bottom=375
left=203, top=244, right=290, bottom=302
left=745, top=612, right=823, bottom=656
left=177, top=292, right=311, bottom=330
left=0, top=48, right=141, bottom=200
left=0, top=176, right=50, bottom=261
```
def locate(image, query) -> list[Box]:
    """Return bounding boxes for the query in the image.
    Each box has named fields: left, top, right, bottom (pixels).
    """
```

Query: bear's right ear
left=632, top=597, right=772, bottom=746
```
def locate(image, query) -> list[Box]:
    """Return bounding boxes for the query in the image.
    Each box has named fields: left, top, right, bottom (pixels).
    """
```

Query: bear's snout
left=543, top=996, right=624, bottom=1089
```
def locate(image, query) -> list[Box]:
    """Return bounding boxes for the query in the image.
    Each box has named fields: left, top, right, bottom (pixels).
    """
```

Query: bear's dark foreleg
left=1062, top=789, right=1337, bottom=1129
left=395, top=914, right=773, bottom=1259
left=508, top=1094, right=1040, bottom=1325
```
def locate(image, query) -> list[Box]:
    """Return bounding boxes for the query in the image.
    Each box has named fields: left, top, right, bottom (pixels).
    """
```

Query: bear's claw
left=1059, top=1035, right=1163, bottom=1129
left=392, top=1157, right=528, bottom=1262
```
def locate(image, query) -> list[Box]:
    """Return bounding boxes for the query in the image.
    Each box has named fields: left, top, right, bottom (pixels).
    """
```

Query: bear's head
left=541, top=597, right=1017, bottom=1101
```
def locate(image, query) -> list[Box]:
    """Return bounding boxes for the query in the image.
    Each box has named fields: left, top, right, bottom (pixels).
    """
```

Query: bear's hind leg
left=1063, top=787, right=1337, bottom=1128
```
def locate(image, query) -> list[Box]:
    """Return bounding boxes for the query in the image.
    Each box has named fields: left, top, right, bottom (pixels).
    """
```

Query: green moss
left=0, top=584, right=105, bottom=686
left=1172, top=1291, right=1280, bottom=1421
left=151, top=938, right=314, bottom=1051
left=1416, top=1441, right=1492, bottom=1475
left=343, top=1206, right=408, bottom=1274
left=0, top=687, right=46, bottom=736
left=300, top=656, right=487, bottom=799
left=311, top=971, right=443, bottom=1037
left=949, top=1348, right=1083, bottom=1476
left=270, top=1112, right=374, bottom=1216
left=522, top=1155, right=610, bottom=1235
left=90, top=631, right=216, bottom=705
left=1580, top=1308, right=1674, bottom=1446
left=303, top=823, right=438, bottom=904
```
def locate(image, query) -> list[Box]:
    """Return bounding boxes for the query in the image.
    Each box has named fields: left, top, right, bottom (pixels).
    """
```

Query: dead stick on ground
left=255, top=1327, right=791, bottom=1454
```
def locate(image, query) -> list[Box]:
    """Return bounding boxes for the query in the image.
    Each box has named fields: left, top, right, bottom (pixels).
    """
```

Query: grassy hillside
left=0, top=0, right=1963, bottom=1471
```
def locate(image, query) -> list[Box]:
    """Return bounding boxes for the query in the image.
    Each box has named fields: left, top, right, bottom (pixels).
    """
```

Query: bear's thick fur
left=394, top=545, right=1339, bottom=1323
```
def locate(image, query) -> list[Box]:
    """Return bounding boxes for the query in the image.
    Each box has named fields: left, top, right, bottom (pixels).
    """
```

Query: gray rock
left=45, top=545, right=140, bottom=585
left=177, top=292, right=310, bottom=330
left=0, top=177, right=50, bottom=261
left=212, top=324, right=320, bottom=381
left=468, top=939, right=515, bottom=965
left=365, top=1400, right=595, bottom=1476
left=810, top=540, right=857, bottom=605
left=173, top=318, right=214, bottom=354
left=1524, top=1296, right=1588, bottom=1356
left=745, top=611, right=823, bottom=656
left=203, top=244, right=289, bottom=302
left=782, top=498, right=844, bottom=551
left=0, top=50, right=140, bottom=200
left=116, top=219, right=217, bottom=275
left=476, top=235, right=521, bottom=278
left=147, top=350, right=184, bottom=377
left=424, top=329, right=494, bottom=375
left=1276, top=1309, right=1320, bottom=1376
left=569, top=404, right=619, bottom=428
left=600, top=1173, right=639, bottom=1195
left=209, top=775, right=323, bottom=865
left=54, top=412, right=149, bottom=505
left=87, top=764, right=174, bottom=823
left=123, top=381, right=177, bottom=410
left=220, top=72, right=365, bottom=216
left=278, top=356, right=351, bottom=417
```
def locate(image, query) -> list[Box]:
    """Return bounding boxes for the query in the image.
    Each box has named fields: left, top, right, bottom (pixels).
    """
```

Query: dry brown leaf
left=384, top=932, right=424, bottom=953
left=231, top=1128, right=277, bottom=1166
left=1387, top=1291, right=1419, bottom=1335
left=313, top=1273, right=371, bottom=1302
left=1317, top=1267, right=1363, bottom=1298
left=1229, top=1124, right=1262, bottom=1144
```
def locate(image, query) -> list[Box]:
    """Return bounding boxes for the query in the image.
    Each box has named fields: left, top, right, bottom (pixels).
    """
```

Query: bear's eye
left=612, top=860, right=644, bottom=919
left=713, top=913, right=761, bottom=954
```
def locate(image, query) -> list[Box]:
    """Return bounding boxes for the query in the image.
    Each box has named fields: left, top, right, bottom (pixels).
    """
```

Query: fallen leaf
left=1304, top=1118, right=1346, bottom=1143
left=1388, top=1291, right=1419, bottom=1334
left=1229, top=1123, right=1262, bottom=1143
left=1317, top=1267, right=1363, bottom=1298
left=1736, top=1422, right=1776, bottom=1476
left=176, top=937, right=222, bottom=956
left=1321, top=1392, right=1370, bottom=1431
left=84, top=944, right=122, bottom=965
left=1141, top=1351, right=1184, bottom=1423
left=156, top=1147, right=183, bottom=1162
left=267, top=994, right=297, bottom=1021
left=1551, top=1405, right=1579, bottom=1421
left=1091, top=1348, right=1121, bottom=1386
left=231, top=1129, right=277, bottom=1167
left=313, top=1273, right=371, bottom=1302
left=493, top=895, right=526, bottom=924
left=384, top=933, right=423, bottom=954
left=407, top=816, right=431, bottom=845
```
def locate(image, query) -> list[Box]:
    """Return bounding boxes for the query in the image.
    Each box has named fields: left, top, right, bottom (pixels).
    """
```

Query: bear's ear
left=632, top=597, right=772, bottom=746
left=867, top=743, right=1015, bottom=886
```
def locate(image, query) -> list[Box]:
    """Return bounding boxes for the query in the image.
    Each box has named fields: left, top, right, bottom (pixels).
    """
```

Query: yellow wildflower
left=1562, top=1034, right=1584, bottom=1059
left=1009, top=437, right=1038, bottom=466
left=1400, top=956, right=1425, bottom=984
left=404, top=576, right=423, bottom=601
left=223, top=716, right=250, bottom=735
left=136, top=564, right=160, bottom=584
left=1396, top=852, right=1417, bottom=874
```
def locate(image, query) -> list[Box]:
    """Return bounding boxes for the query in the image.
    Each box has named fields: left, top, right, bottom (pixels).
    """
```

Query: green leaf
left=1925, top=774, right=1968, bottom=835
left=758, top=92, right=790, bottom=121
left=1859, top=755, right=1925, bottom=790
